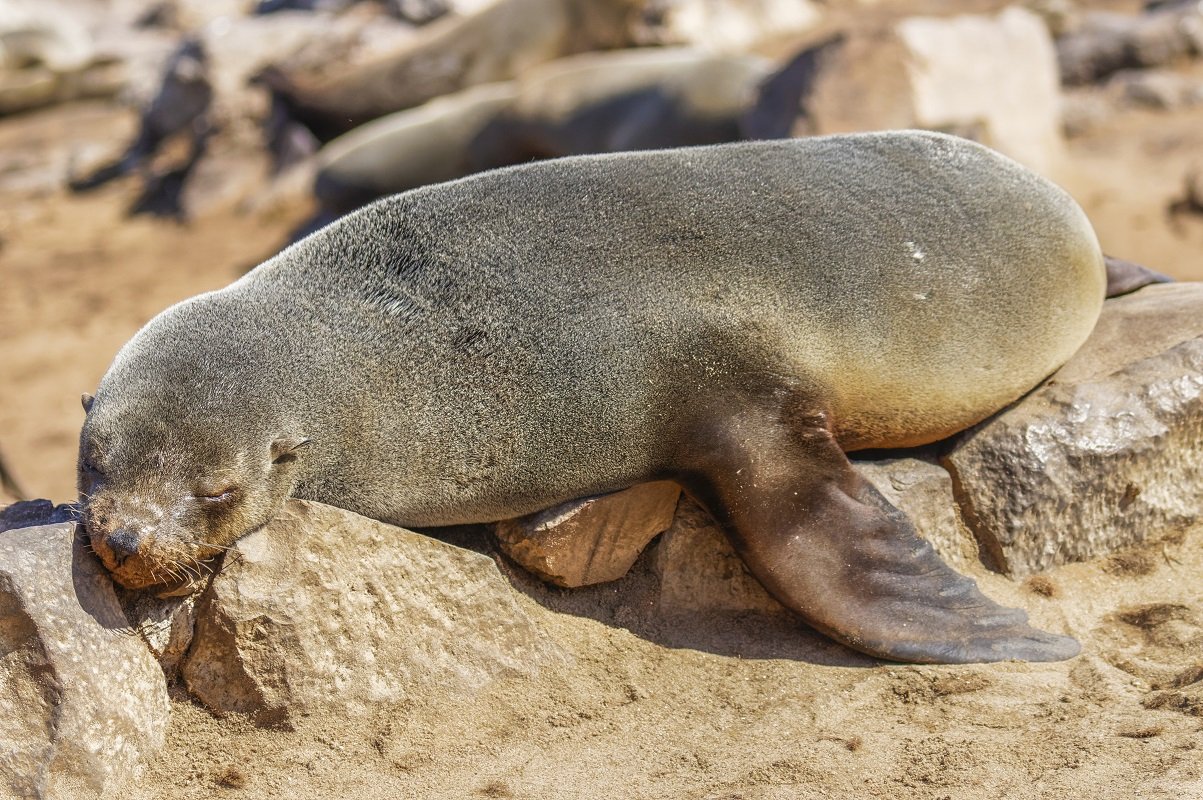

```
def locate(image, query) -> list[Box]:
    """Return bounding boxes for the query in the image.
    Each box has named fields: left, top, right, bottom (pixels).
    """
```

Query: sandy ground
left=1, top=35, right=1203, bottom=800
left=134, top=523, right=1203, bottom=800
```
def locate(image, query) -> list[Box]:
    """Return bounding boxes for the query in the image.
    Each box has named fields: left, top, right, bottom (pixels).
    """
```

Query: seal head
left=78, top=301, right=310, bottom=588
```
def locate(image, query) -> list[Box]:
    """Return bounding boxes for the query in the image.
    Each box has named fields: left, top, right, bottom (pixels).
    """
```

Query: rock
left=1112, top=68, right=1203, bottom=110
left=1056, top=5, right=1203, bottom=86
left=0, top=0, right=134, bottom=116
left=1060, top=87, right=1115, bottom=137
left=1027, top=0, right=1082, bottom=38
left=631, top=0, right=822, bottom=52
left=0, top=524, right=170, bottom=799
left=653, top=459, right=974, bottom=616
left=854, top=458, right=980, bottom=570
left=1056, top=12, right=1131, bottom=86
left=495, top=481, right=681, bottom=587
left=118, top=586, right=203, bottom=680
left=946, top=284, right=1203, bottom=577
left=0, top=0, right=94, bottom=73
left=0, top=499, right=77, bottom=532
left=653, top=495, right=785, bottom=617
left=1127, top=5, right=1203, bottom=66
left=182, top=499, right=566, bottom=727
left=804, top=7, right=1064, bottom=176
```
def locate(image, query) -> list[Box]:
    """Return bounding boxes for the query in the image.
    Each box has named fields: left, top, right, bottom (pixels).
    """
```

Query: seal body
left=80, top=132, right=1104, bottom=663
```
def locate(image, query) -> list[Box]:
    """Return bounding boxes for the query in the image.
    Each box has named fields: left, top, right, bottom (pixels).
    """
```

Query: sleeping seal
left=79, top=131, right=1103, bottom=664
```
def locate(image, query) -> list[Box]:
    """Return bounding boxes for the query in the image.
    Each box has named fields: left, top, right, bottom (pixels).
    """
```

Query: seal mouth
left=87, top=529, right=215, bottom=590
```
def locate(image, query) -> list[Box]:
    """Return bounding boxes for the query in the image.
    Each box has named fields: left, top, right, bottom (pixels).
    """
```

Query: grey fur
left=80, top=131, right=1104, bottom=588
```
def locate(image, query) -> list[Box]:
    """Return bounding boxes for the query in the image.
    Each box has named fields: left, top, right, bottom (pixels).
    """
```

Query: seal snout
left=105, top=528, right=142, bottom=566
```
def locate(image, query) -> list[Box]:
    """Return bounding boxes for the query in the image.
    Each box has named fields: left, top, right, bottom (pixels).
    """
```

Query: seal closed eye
left=79, top=131, right=1104, bottom=664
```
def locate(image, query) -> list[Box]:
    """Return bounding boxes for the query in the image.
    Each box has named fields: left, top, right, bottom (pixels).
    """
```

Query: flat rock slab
left=946, top=283, right=1203, bottom=577
left=494, top=481, right=681, bottom=587
left=0, top=524, right=170, bottom=800
left=182, top=499, right=567, bottom=727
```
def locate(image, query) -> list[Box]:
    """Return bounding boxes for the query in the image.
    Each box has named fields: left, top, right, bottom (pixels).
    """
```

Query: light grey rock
left=804, top=7, right=1064, bottom=176
left=0, top=0, right=94, bottom=72
left=494, top=481, right=680, bottom=588
left=0, top=524, right=170, bottom=799
left=0, top=57, right=125, bottom=117
left=119, top=586, right=202, bottom=680
left=0, top=0, right=133, bottom=116
left=653, top=459, right=973, bottom=616
left=182, top=499, right=566, bottom=727
left=946, top=283, right=1203, bottom=577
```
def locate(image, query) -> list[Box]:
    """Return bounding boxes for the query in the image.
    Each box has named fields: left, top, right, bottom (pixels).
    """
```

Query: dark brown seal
left=80, top=132, right=1104, bottom=664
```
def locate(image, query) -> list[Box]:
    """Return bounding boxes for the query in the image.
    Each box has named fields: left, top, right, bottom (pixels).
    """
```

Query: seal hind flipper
left=680, top=399, right=1080, bottom=664
left=1104, top=255, right=1172, bottom=298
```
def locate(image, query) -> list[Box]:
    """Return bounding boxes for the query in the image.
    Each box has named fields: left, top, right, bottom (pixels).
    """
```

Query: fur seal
left=79, top=132, right=1102, bottom=664
left=258, top=0, right=639, bottom=141
left=311, top=48, right=771, bottom=220
left=313, top=82, right=520, bottom=218
left=68, top=38, right=212, bottom=218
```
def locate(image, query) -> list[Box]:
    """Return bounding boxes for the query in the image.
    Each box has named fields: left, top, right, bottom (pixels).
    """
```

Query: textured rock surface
left=494, top=481, right=681, bottom=587
left=946, top=283, right=1203, bottom=577
left=0, top=524, right=170, bottom=799
left=806, top=7, right=1064, bottom=176
left=654, top=459, right=973, bottom=616
left=182, top=499, right=566, bottom=727
left=1114, top=69, right=1203, bottom=111
left=119, top=587, right=202, bottom=680
left=653, top=495, right=785, bottom=617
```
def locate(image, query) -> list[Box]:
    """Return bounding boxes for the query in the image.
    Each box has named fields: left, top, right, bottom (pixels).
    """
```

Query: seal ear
left=81, top=393, right=95, bottom=413
left=271, top=435, right=311, bottom=465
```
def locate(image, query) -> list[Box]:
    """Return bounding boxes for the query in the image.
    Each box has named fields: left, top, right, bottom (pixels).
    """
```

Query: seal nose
left=106, top=528, right=142, bottom=565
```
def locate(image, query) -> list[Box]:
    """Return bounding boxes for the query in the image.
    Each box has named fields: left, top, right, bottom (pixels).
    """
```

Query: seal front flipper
left=680, top=401, right=1080, bottom=665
